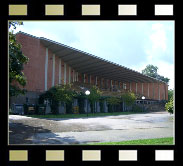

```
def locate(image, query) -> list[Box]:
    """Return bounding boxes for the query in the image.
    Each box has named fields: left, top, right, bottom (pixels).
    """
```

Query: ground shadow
left=9, top=122, right=79, bottom=145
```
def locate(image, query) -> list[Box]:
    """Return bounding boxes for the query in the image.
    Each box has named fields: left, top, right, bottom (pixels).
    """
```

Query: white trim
left=52, top=54, right=55, bottom=86
left=59, top=58, right=62, bottom=84
left=45, top=48, right=48, bottom=91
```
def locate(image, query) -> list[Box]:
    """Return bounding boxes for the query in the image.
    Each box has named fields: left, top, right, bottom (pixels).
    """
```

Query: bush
left=66, top=102, right=73, bottom=114
left=77, top=92, right=86, bottom=114
left=132, top=105, right=143, bottom=112
left=165, top=97, right=173, bottom=114
left=121, top=92, right=136, bottom=106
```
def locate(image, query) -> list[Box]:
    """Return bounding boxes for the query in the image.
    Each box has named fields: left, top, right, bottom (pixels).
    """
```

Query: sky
left=12, top=21, right=174, bottom=89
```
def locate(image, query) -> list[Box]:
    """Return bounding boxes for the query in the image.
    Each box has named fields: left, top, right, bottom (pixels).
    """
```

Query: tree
left=165, top=97, right=173, bottom=114
left=168, top=89, right=174, bottom=101
left=9, top=21, right=29, bottom=97
left=121, top=92, right=136, bottom=111
left=142, top=64, right=170, bottom=84
left=88, top=86, right=101, bottom=113
left=39, top=84, right=77, bottom=114
left=106, top=96, right=121, bottom=113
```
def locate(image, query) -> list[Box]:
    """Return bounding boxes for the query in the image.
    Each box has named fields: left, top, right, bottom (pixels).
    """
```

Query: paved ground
left=9, top=111, right=174, bottom=145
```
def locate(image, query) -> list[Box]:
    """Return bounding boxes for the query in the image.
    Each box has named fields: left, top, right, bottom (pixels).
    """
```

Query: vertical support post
left=45, top=48, right=48, bottom=91
left=52, top=54, right=55, bottom=87
left=59, top=58, right=62, bottom=84
left=69, top=67, right=71, bottom=84
left=64, top=63, right=66, bottom=84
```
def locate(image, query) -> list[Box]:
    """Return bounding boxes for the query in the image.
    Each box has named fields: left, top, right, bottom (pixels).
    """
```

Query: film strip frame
left=0, top=0, right=180, bottom=166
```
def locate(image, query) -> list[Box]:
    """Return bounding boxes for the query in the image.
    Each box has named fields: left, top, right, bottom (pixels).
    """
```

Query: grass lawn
left=25, top=111, right=145, bottom=119
left=88, top=137, right=174, bottom=145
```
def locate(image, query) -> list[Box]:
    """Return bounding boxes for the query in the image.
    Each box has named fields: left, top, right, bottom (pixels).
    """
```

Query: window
left=123, top=83, right=126, bottom=89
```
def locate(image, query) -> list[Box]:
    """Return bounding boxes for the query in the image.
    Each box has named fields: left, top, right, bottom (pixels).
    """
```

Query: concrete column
left=52, top=54, right=55, bottom=87
left=84, top=74, right=85, bottom=83
left=64, top=63, right=66, bottom=84
left=45, top=48, right=48, bottom=91
left=59, top=58, right=62, bottom=84
left=69, top=66, right=71, bottom=84
left=130, top=83, right=132, bottom=91
left=72, top=70, right=75, bottom=82
left=90, top=75, right=92, bottom=84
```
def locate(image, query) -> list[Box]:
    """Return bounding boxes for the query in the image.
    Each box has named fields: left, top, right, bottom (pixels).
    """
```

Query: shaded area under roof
left=18, top=31, right=166, bottom=83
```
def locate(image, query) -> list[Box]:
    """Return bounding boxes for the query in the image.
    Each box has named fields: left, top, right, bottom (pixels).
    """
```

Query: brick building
left=10, top=31, right=168, bottom=106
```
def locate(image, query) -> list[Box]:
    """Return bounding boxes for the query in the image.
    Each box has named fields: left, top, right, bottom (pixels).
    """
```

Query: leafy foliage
left=87, top=86, right=101, bottom=113
left=165, top=97, right=174, bottom=114
left=168, top=89, right=174, bottom=101
left=39, top=84, right=77, bottom=114
left=121, top=92, right=136, bottom=106
left=106, top=96, right=121, bottom=113
left=142, top=64, right=170, bottom=83
left=77, top=92, right=86, bottom=114
left=9, top=21, right=29, bottom=97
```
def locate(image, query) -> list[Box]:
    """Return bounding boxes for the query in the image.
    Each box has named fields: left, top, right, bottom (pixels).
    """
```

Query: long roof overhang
left=17, top=32, right=166, bottom=83
left=39, top=37, right=166, bottom=83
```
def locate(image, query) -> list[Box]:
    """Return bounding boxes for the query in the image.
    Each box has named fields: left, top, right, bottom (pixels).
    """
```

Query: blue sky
left=13, top=21, right=174, bottom=89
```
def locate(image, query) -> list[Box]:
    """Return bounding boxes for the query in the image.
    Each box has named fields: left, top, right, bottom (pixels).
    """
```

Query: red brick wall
left=137, top=83, right=142, bottom=95
left=47, top=49, right=53, bottom=90
left=16, top=33, right=168, bottom=101
left=54, top=55, right=59, bottom=85
left=131, top=82, right=136, bottom=93
left=16, top=33, right=45, bottom=92
left=143, top=83, right=148, bottom=98
left=154, top=83, right=159, bottom=100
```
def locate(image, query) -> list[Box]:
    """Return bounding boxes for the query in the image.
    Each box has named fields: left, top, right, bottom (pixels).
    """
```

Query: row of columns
left=45, top=48, right=166, bottom=100
left=45, top=48, right=79, bottom=91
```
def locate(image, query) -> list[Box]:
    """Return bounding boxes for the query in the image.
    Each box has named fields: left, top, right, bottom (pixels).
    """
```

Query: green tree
left=121, top=92, right=136, bottom=111
left=9, top=21, right=29, bottom=97
left=39, top=84, right=77, bottom=114
left=88, top=86, right=101, bottom=113
left=165, top=97, right=173, bottom=114
left=106, top=96, right=121, bottom=113
left=142, top=64, right=170, bottom=83
left=168, top=89, right=174, bottom=101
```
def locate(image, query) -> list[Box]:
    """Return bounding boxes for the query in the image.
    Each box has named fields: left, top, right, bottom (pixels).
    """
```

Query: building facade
left=11, top=32, right=168, bottom=105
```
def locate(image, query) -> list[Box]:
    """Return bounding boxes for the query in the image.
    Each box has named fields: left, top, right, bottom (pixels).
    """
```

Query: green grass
left=25, top=111, right=145, bottom=119
left=88, top=137, right=174, bottom=145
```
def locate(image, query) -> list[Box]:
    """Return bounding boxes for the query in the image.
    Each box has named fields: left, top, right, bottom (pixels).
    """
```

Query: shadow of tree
left=9, top=122, right=79, bottom=145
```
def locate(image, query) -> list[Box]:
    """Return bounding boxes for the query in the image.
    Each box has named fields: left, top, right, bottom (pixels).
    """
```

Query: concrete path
left=9, top=111, right=174, bottom=144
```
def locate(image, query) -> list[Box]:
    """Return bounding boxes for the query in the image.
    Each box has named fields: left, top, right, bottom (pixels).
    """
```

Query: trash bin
left=38, top=105, right=46, bottom=115
left=12, top=104, right=24, bottom=115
